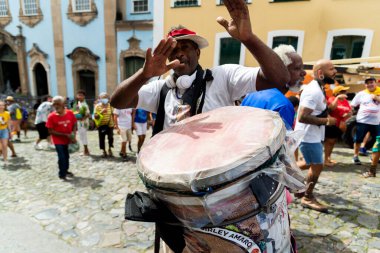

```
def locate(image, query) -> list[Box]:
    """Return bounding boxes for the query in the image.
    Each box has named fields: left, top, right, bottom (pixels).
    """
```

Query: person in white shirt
left=350, top=76, right=380, bottom=165
left=295, top=59, right=337, bottom=213
left=113, top=108, right=134, bottom=160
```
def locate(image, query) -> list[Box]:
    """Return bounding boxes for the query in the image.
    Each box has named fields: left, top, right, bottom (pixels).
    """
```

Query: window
left=219, top=38, right=241, bottom=65
left=272, top=36, right=299, bottom=51
left=214, top=32, right=246, bottom=66
left=324, top=29, right=373, bottom=59
left=72, top=0, right=91, bottom=12
left=267, top=30, right=304, bottom=55
left=172, top=0, right=199, bottom=7
left=125, top=57, right=144, bottom=78
left=132, top=0, right=148, bottom=13
left=0, top=0, right=8, bottom=17
left=19, top=0, right=42, bottom=27
left=217, top=0, right=251, bottom=4
left=22, top=0, right=38, bottom=16
left=330, top=36, right=365, bottom=60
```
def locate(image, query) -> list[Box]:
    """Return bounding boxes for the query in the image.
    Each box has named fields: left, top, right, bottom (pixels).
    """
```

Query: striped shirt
left=95, top=103, right=114, bottom=127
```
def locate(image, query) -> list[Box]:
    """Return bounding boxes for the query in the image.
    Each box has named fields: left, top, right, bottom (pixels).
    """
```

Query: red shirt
left=46, top=110, right=77, bottom=145
left=328, top=96, right=352, bottom=126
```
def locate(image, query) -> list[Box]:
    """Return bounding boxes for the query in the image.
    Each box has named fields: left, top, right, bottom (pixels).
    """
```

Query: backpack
left=15, top=108, right=22, bottom=120
left=22, top=107, right=29, bottom=120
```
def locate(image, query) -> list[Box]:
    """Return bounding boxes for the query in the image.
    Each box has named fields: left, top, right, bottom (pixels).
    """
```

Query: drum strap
left=249, top=173, right=279, bottom=209
left=152, top=65, right=213, bottom=136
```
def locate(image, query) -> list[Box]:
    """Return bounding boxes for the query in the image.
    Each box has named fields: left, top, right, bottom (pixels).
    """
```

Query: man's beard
left=323, top=76, right=335, bottom=84
left=287, top=80, right=302, bottom=92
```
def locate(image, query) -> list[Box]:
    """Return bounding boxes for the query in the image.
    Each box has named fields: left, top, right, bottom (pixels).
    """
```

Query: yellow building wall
left=163, top=0, right=380, bottom=68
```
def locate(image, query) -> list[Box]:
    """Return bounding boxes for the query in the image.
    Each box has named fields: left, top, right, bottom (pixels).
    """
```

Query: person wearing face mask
left=241, top=45, right=306, bottom=130
left=351, top=76, right=380, bottom=166
left=94, top=93, right=114, bottom=158
left=294, top=59, right=338, bottom=213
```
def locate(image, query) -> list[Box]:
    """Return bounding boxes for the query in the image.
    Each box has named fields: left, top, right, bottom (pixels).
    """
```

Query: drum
left=138, top=106, right=291, bottom=253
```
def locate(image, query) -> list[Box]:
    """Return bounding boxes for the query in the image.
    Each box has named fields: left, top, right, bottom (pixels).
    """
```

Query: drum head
left=138, top=106, right=286, bottom=192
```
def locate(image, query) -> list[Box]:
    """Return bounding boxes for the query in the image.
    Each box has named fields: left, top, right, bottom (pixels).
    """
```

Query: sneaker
left=359, top=147, right=368, bottom=156
left=14, top=138, right=21, bottom=143
left=301, top=196, right=328, bottom=213
left=353, top=156, right=362, bottom=165
left=59, top=176, right=68, bottom=181
left=362, top=171, right=376, bottom=178
left=66, top=172, right=74, bottom=177
left=48, top=144, right=56, bottom=150
left=34, top=143, right=43, bottom=150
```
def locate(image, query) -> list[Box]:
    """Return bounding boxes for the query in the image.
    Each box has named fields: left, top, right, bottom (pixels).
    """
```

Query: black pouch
left=315, top=107, right=328, bottom=118
left=125, top=192, right=185, bottom=253
left=124, top=191, right=179, bottom=223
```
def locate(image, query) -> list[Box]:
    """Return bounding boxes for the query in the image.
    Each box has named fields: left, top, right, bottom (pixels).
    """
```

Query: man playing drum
left=111, top=0, right=294, bottom=252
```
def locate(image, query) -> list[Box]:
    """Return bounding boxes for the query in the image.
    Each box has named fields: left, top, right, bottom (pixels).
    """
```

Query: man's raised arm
left=217, top=0, right=290, bottom=90
left=110, top=38, right=179, bottom=109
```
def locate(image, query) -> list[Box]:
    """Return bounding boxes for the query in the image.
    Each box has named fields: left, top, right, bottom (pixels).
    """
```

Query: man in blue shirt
left=242, top=45, right=306, bottom=129
left=133, top=109, right=148, bottom=153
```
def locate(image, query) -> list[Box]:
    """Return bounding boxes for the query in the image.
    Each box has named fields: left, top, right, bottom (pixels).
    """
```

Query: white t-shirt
left=351, top=91, right=380, bottom=125
left=294, top=80, right=327, bottom=143
left=35, top=101, right=54, bottom=124
left=137, top=64, right=259, bottom=129
left=114, top=108, right=133, bottom=129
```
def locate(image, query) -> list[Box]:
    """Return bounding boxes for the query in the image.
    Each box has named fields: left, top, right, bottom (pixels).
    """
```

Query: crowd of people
left=0, top=90, right=154, bottom=181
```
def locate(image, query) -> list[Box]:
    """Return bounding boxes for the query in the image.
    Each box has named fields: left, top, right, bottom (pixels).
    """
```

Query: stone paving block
left=369, top=240, right=380, bottom=249
left=100, top=231, right=122, bottom=247
left=357, top=214, right=379, bottom=229
left=34, top=208, right=60, bottom=220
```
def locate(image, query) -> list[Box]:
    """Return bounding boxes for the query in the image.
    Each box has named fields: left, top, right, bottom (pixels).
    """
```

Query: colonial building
left=0, top=0, right=153, bottom=101
left=154, top=0, right=380, bottom=68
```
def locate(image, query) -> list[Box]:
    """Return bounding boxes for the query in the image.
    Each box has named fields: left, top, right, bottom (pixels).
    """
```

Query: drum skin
left=138, top=106, right=286, bottom=192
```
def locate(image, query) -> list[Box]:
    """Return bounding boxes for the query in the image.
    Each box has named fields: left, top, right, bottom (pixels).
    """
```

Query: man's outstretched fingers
left=216, top=16, right=229, bottom=30
left=167, top=59, right=180, bottom=71
left=223, top=0, right=234, bottom=12
left=225, top=0, right=245, bottom=10
left=162, top=38, right=177, bottom=57
left=153, top=39, right=166, bottom=55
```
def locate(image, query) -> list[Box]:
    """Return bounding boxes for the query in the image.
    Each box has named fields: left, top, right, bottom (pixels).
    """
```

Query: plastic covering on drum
left=138, top=106, right=288, bottom=192
left=137, top=106, right=305, bottom=228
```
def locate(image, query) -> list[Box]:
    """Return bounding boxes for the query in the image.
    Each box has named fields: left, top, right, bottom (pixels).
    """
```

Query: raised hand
left=142, top=37, right=180, bottom=79
left=216, top=0, right=253, bottom=43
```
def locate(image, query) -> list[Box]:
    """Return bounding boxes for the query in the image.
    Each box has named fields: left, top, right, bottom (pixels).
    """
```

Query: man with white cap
left=111, top=0, right=290, bottom=130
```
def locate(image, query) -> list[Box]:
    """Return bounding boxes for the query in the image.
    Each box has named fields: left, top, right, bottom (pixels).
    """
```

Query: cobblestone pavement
left=0, top=130, right=379, bottom=252
left=291, top=143, right=380, bottom=253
